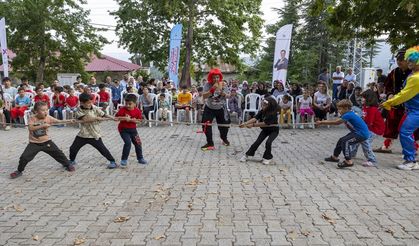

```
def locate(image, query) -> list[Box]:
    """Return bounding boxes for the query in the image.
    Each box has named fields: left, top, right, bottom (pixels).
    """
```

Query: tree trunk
left=180, top=0, right=194, bottom=88
left=36, top=54, right=46, bottom=83
left=36, top=21, right=46, bottom=83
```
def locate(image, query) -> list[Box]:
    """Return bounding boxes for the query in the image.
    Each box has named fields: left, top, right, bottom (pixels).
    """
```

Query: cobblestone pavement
left=0, top=122, right=419, bottom=246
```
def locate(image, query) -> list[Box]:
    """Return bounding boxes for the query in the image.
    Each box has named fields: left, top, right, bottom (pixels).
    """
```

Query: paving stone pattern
left=0, top=123, right=419, bottom=245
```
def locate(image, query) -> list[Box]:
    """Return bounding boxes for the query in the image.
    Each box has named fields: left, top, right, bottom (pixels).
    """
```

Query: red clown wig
left=207, top=68, right=223, bottom=84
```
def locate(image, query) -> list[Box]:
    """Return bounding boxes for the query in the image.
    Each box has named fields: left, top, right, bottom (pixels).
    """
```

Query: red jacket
left=362, top=106, right=385, bottom=135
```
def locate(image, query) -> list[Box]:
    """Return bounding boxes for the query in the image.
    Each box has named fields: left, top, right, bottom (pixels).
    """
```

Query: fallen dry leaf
left=114, top=216, right=130, bottom=223
left=154, top=235, right=166, bottom=240
left=385, top=228, right=395, bottom=236
left=288, top=230, right=298, bottom=240
left=14, top=204, right=25, bottom=212
left=73, top=237, right=86, bottom=245
left=32, top=235, right=39, bottom=241
left=186, top=179, right=203, bottom=186
left=241, top=179, right=251, bottom=184
left=321, top=213, right=336, bottom=224
left=361, top=208, right=369, bottom=214
left=301, top=230, right=311, bottom=237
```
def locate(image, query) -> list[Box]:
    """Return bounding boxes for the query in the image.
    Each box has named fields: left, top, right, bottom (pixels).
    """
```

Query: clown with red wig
left=201, top=68, right=230, bottom=150
left=382, top=46, right=419, bottom=170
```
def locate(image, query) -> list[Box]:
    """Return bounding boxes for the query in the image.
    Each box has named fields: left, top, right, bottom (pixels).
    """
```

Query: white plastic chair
left=147, top=93, right=158, bottom=127
left=277, top=94, right=295, bottom=129
left=295, top=95, right=315, bottom=129
left=154, top=93, right=173, bottom=127
left=242, top=93, right=261, bottom=122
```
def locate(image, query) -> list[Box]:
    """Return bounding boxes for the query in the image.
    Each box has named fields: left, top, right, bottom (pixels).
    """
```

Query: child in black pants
left=10, top=102, right=75, bottom=179
left=69, top=93, right=117, bottom=169
left=239, top=97, right=279, bottom=165
left=316, top=99, right=370, bottom=168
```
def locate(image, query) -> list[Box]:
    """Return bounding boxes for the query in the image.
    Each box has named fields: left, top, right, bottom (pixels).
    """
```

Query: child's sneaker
left=66, top=165, right=76, bottom=172
left=10, top=170, right=22, bottom=179
left=397, top=161, right=419, bottom=171
left=299, top=125, right=304, bottom=129
left=262, top=159, right=272, bottom=165
left=240, top=155, right=248, bottom=162
left=107, top=161, right=118, bottom=169
left=222, top=139, right=230, bottom=146
left=362, top=161, right=377, bottom=167
left=138, top=158, right=148, bottom=165
left=70, top=160, right=76, bottom=166
left=201, top=144, right=215, bottom=151
left=120, top=160, right=128, bottom=168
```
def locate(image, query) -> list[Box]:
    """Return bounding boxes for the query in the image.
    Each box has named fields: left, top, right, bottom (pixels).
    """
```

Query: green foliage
left=254, top=0, right=347, bottom=84
left=312, top=0, right=418, bottom=51
left=0, top=0, right=107, bottom=83
left=112, top=0, right=263, bottom=81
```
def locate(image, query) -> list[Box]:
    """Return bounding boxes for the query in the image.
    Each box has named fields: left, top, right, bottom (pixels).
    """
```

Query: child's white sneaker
left=397, top=161, right=419, bottom=170
left=362, top=161, right=377, bottom=167
left=240, top=155, right=248, bottom=162
left=262, top=158, right=272, bottom=165
left=299, top=125, right=304, bottom=129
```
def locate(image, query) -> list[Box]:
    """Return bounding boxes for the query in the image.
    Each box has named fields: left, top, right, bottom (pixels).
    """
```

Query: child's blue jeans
left=351, top=131, right=377, bottom=163
left=120, top=128, right=143, bottom=161
left=49, top=106, right=63, bottom=120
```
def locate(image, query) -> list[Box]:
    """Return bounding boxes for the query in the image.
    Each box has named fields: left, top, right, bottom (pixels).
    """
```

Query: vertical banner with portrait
left=272, top=24, right=293, bottom=87
left=0, top=18, right=9, bottom=77
left=168, top=24, right=183, bottom=88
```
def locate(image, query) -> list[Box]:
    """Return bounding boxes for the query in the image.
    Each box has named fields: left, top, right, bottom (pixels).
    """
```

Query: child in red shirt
left=65, top=88, right=79, bottom=118
left=352, top=89, right=385, bottom=167
left=49, top=86, right=66, bottom=120
left=115, top=94, right=147, bottom=168
left=98, top=84, right=110, bottom=111
left=34, top=86, right=50, bottom=108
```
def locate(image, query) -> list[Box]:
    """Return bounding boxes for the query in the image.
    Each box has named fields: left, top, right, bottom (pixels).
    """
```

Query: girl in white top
left=313, top=82, right=331, bottom=121
left=297, top=90, right=314, bottom=129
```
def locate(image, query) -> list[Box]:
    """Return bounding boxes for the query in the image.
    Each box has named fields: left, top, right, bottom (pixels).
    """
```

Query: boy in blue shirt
left=11, top=87, right=31, bottom=126
left=316, top=99, right=370, bottom=168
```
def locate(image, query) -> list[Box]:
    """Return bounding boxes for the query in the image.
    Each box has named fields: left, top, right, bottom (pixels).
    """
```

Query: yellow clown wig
left=405, top=46, right=419, bottom=65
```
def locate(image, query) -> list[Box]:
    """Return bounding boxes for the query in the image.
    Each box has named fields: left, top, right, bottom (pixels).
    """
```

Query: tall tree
left=112, top=0, right=263, bottom=87
left=310, top=0, right=418, bottom=51
left=0, top=0, right=107, bottom=83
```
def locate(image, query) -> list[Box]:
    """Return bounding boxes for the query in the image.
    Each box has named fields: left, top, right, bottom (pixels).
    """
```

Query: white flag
left=0, top=18, right=9, bottom=77
left=272, top=24, right=293, bottom=87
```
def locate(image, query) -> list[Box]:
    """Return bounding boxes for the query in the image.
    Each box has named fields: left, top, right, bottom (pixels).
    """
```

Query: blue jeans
left=120, top=128, right=143, bottom=161
left=351, top=131, right=377, bottom=163
left=400, top=111, right=419, bottom=161
left=332, top=84, right=340, bottom=100
left=49, top=106, right=63, bottom=120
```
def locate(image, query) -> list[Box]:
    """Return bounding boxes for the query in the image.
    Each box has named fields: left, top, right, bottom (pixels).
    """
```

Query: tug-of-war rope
left=2, top=117, right=333, bottom=130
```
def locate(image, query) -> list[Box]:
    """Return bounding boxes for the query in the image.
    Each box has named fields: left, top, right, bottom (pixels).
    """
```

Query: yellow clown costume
left=382, top=46, right=419, bottom=168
